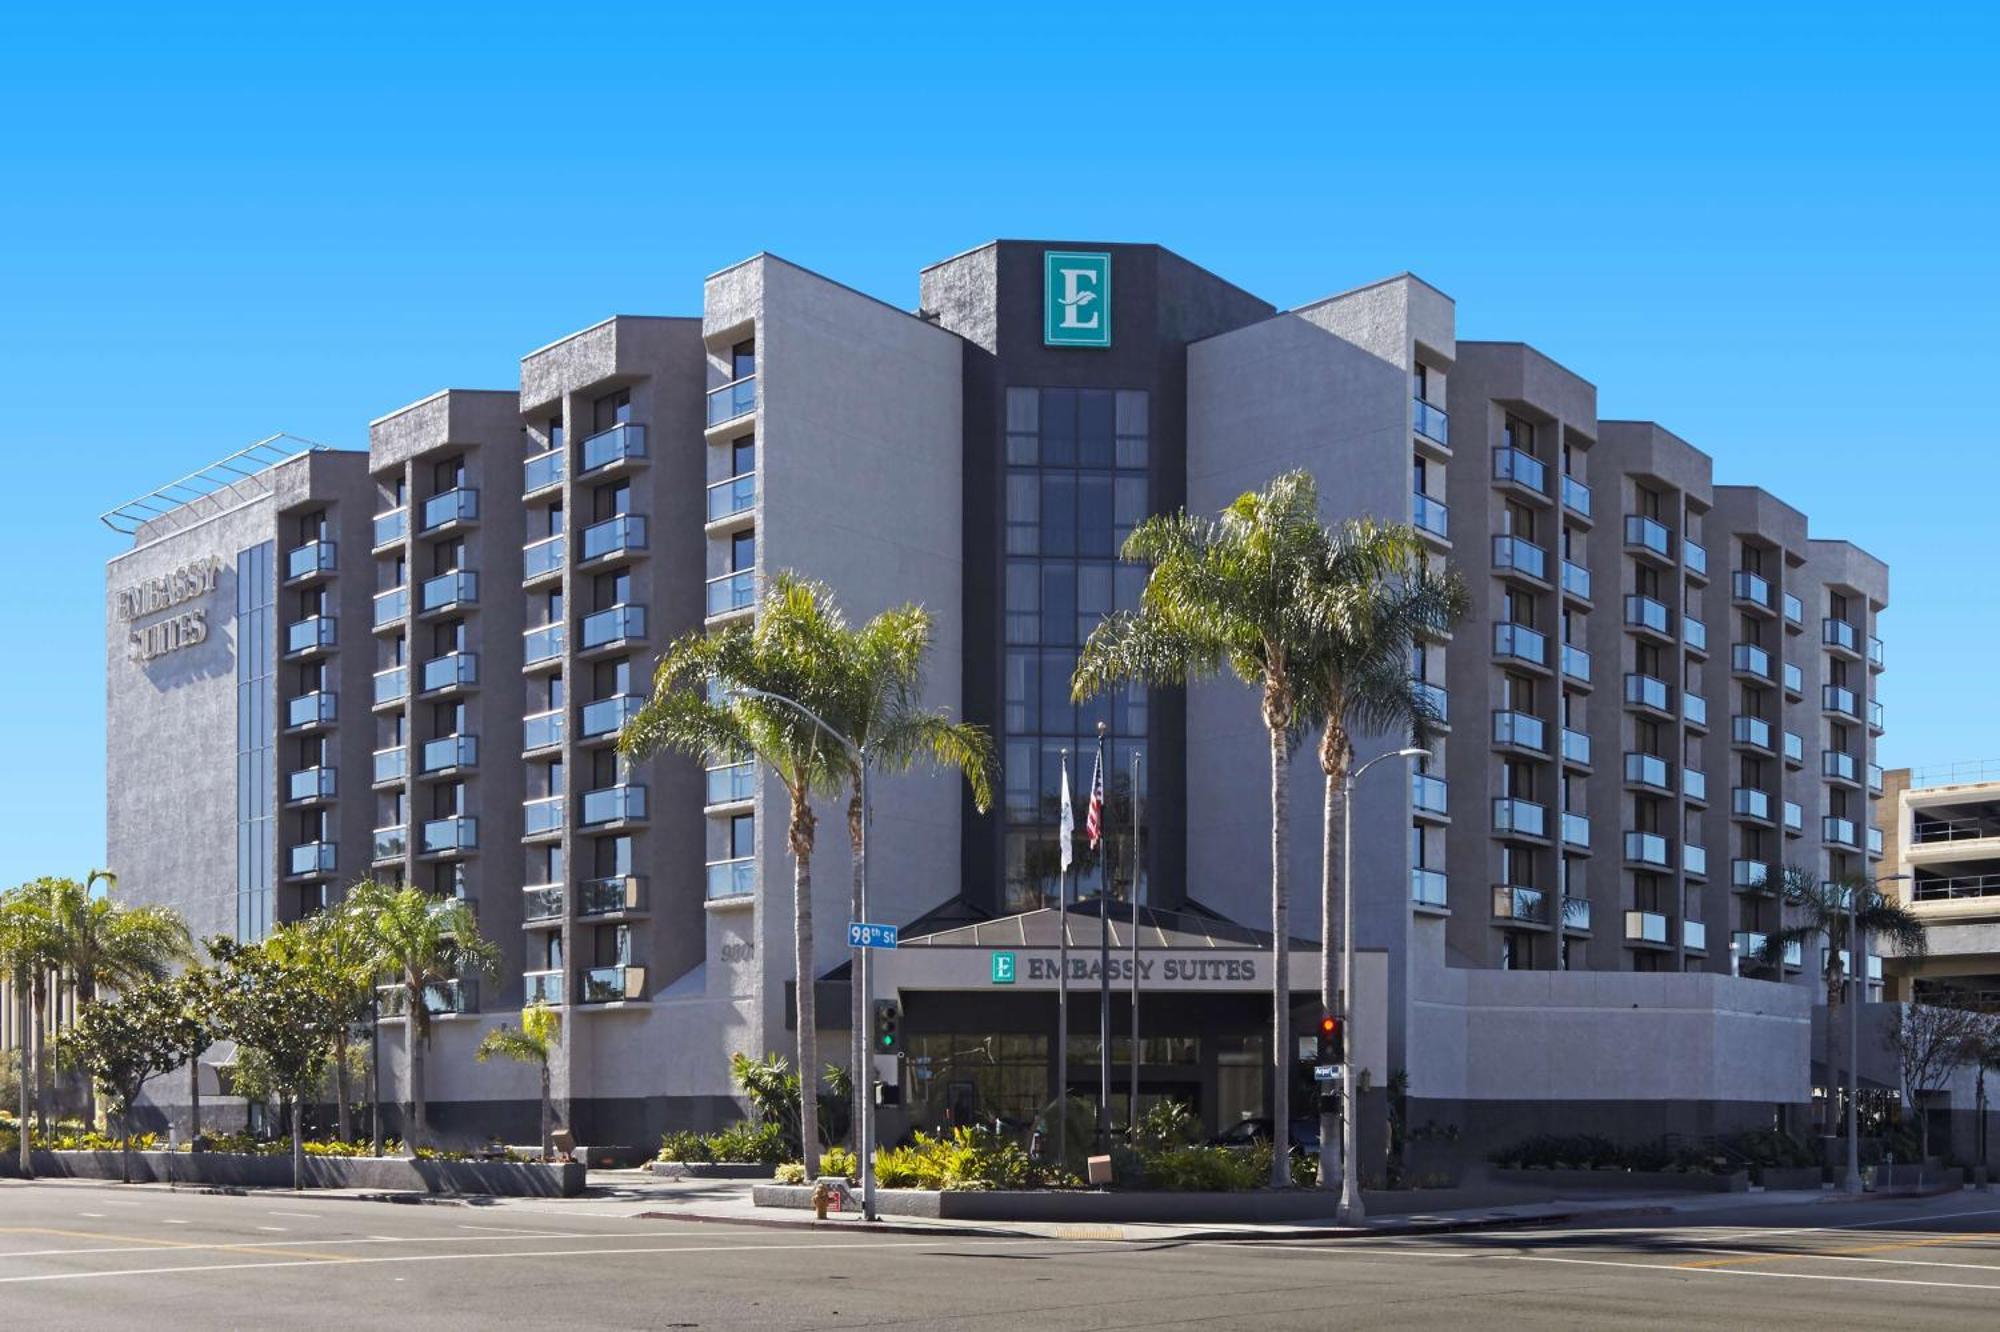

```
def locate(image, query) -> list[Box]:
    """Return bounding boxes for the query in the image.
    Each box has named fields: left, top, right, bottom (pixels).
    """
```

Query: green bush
left=659, top=1129, right=713, bottom=1163
left=1489, top=1133, right=1722, bottom=1174
left=1132, top=1099, right=1203, bottom=1154
left=1140, top=1145, right=1261, bottom=1192
left=874, top=1143, right=923, bottom=1188
left=704, top=1120, right=787, bottom=1165
left=818, top=1145, right=858, bottom=1180
left=773, top=1162, right=807, bottom=1184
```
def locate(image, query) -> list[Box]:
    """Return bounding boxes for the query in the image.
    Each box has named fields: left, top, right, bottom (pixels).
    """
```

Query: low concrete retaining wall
left=754, top=1183, right=1546, bottom=1223
left=1, top=1150, right=585, bottom=1197
left=1751, top=1166, right=1826, bottom=1190
left=651, top=1161, right=775, bottom=1181
left=1489, top=1167, right=1748, bottom=1193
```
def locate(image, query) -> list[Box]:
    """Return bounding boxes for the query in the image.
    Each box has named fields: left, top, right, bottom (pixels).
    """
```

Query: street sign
left=848, top=921, right=899, bottom=949
left=1314, top=1065, right=1341, bottom=1083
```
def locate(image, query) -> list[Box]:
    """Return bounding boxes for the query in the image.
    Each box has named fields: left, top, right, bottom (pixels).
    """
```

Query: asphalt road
left=4, top=1181, right=1999, bottom=1328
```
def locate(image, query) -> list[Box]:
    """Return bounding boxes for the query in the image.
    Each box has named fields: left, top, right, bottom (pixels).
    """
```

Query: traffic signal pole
left=859, top=750, right=877, bottom=1222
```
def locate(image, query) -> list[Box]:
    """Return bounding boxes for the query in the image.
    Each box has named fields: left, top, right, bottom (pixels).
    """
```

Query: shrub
left=773, top=1162, right=807, bottom=1184
left=1140, top=1145, right=1260, bottom=1192
left=1133, top=1099, right=1203, bottom=1154
left=874, top=1143, right=923, bottom=1188
left=705, top=1120, right=787, bottom=1165
left=818, top=1145, right=858, bottom=1180
left=659, top=1129, right=713, bottom=1164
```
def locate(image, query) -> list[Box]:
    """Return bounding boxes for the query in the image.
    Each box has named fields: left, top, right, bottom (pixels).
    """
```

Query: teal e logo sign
left=1044, top=251, right=1111, bottom=348
left=991, top=951, right=1016, bottom=985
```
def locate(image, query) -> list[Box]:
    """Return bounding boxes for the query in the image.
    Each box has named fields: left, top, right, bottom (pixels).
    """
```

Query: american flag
left=1085, top=746, right=1105, bottom=849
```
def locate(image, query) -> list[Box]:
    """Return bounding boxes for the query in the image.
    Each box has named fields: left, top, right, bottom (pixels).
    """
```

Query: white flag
left=1059, top=757, right=1075, bottom=874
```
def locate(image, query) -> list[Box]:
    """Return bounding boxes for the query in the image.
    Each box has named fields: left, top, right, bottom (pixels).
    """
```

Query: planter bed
left=1751, top=1166, right=1826, bottom=1190
left=1, top=1149, right=585, bottom=1197
left=1489, top=1166, right=1748, bottom=1193
left=651, top=1160, right=777, bottom=1181
left=754, top=1183, right=1490, bottom=1223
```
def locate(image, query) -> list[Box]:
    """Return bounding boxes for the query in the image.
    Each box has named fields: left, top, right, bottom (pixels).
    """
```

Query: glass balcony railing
left=524, top=622, right=564, bottom=666
left=420, top=651, right=477, bottom=694
left=523, top=448, right=564, bottom=496
left=580, top=603, right=646, bottom=650
left=1782, top=592, right=1804, bottom=626
left=1867, top=762, right=1884, bottom=793
left=1412, top=773, right=1449, bottom=816
left=1413, top=680, right=1448, bottom=725
left=373, top=825, right=407, bottom=862
left=523, top=534, right=564, bottom=582
left=1624, top=594, right=1671, bottom=636
left=1783, top=731, right=1805, bottom=763
left=420, top=486, right=479, bottom=533
left=1560, top=474, right=1591, bottom=517
left=1732, top=715, right=1773, bottom=750
left=1731, top=642, right=1773, bottom=680
left=372, top=507, right=408, bottom=551
left=1561, top=728, right=1591, bottom=766
left=1561, top=895, right=1591, bottom=931
left=1824, top=816, right=1859, bottom=848
left=1867, top=826, right=1885, bottom=856
left=707, top=761, right=757, bottom=805
left=1410, top=867, right=1447, bottom=907
left=581, top=964, right=646, bottom=1005
left=1623, top=673, right=1671, bottom=713
left=285, top=766, right=336, bottom=803
left=1623, top=515, right=1672, bottom=560
left=285, top=539, right=336, bottom=582
left=1868, top=636, right=1884, bottom=669
left=1561, top=812, right=1590, bottom=848
left=1492, top=885, right=1547, bottom=924
left=421, top=817, right=477, bottom=854
left=707, top=571, right=756, bottom=618
left=580, top=514, right=647, bottom=563
left=1492, top=710, right=1546, bottom=752
left=1412, top=397, right=1449, bottom=445
left=1732, top=858, right=1771, bottom=889
left=523, top=709, right=564, bottom=752
left=581, top=783, right=647, bottom=826
left=373, top=586, right=409, bottom=628
left=420, top=570, right=477, bottom=615
left=524, top=970, right=563, bottom=1006
left=522, top=884, right=563, bottom=921
left=380, top=978, right=476, bottom=1018
left=1823, top=684, right=1859, bottom=718
left=1493, top=535, right=1546, bottom=580
left=1560, top=560, right=1591, bottom=601
left=1732, top=570, right=1773, bottom=610
left=1625, top=910, right=1669, bottom=945
left=373, top=665, right=408, bottom=707
left=1784, top=801, right=1804, bottom=833
left=706, top=375, right=756, bottom=428
left=1624, top=831, right=1670, bottom=867
left=1685, top=844, right=1709, bottom=877
left=1823, top=749, right=1859, bottom=782
left=1684, top=768, right=1708, bottom=802
left=1868, top=699, right=1884, bottom=731
left=581, top=422, right=648, bottom=474
left=1684, top=540, right=1707, bottom=577
left=1823, top=618, right=1860, bottom=653
left=1782, top=662, right=1803, bottom=695
left=578, top=875, right=647, bottom=917
left=420, top=734, right=478, bottom=775
left=285, top=690, right=336, bottom=729
left=1494, top=622, right=1547, bottom=666
left=707, top=472, right=757, bottom=524
left=372, top=745, right=406, bottom=784
left=581, top=694, right=644, bottom=740
left=1493, top=797, right=1547, bottom=838
left=1732, top=787, right=1772, bottom=821
left=1623, top=752, right=1670, bottom=789
left=1685, top=617, right=1707, bottom=652
left=523, top=795, right=564, bottom=836
left=285, top=615, right=336, bottom=656
left=287, top=841, right=336, bottom=878
left=1685, top=919, right=1708, bottom=951
left=1733, top=931, right=1801, bottom=968
left=1493, top=447, right=1546, bottom=492
left=707, top=857, right=755, bottom=901
left=1561, top=643, right=1592, bottom=683
left=1412, top=492, right=1449, bottom=539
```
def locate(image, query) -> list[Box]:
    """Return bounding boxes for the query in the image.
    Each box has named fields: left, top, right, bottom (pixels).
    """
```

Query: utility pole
left=1128, top=751, right=1142, bottom=1136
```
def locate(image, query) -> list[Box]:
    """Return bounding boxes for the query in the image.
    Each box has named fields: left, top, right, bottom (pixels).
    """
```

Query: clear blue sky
left=3, top=2, right=1994, bottom=887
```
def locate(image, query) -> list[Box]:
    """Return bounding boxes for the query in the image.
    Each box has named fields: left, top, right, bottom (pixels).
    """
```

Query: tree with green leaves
left=166, top=964, right=221, bottom=1143
left=58, top=980, right=202, bottom=1183
left=0, top=884, right=62, bottom=1174
left=476, top=1004, right=561, bottom=1161
left=356, top=887, right=498, bottom=1153
left=208, top=936, right=350, bottom=1189
left=271, top=890, right=385, bottom=1142
left=1073, top=470, right=1332, bottom=1188
left=620, top=572, right=863, bottom=1178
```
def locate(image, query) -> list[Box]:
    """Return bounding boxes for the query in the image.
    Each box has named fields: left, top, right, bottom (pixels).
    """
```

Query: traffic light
left=1315, top=1013, right=1344, bottom=1064
left=872, top=999, right=901, bottom=1055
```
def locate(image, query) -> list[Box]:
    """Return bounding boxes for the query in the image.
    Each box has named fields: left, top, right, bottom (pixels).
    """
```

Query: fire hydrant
left=811, top=1179, right=832, bottom=1220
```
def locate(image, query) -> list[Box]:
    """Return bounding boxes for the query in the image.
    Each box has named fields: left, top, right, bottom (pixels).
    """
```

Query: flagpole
left=1129, top=750, right=1142, bottom=1138
left=1095, top=722, right=1111, bottom=1149
left=1056, top=748, right=1071, bottom=1170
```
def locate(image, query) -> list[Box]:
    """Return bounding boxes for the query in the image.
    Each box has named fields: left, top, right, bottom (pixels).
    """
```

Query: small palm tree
left=269, top=897, right=381, bottom=1143
left=0, top=886, right=61, bottom=1173
left=1074, top=471, right=1331, bottom=1188
left=476, top=1004, right=561, bottom=1161
left=620, top=572, right=857, bottom=1176
left=358, top=886, right=498, bottom=1152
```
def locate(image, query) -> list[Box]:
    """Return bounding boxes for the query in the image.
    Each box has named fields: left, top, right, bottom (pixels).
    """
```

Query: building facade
left=88, top=242, right=1888, bottom=1163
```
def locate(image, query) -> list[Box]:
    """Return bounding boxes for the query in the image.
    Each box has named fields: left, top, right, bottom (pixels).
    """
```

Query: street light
left=1333, top=745, right=1429, bottom=1223
left=731, top=685, right=880, bottom=1223
left=1846, top=871, right=1910, bottom=1195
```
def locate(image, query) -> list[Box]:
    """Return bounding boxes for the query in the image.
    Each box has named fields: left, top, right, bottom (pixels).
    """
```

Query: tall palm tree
left=1293, top=519, right=1465, bottom=1188
left=358, top=887, right=497, bottom=1152
left=0, top=885, right=60, bottom=1174
left=1757, top=867, right=1927, bottom=1134
left=829, top=601, right=995, bottom=1145
left=1073, top=470, right=1331, bottom=1188
left=279, top=885, right=387, bottom=1142
left=620, top=572, right=856, bottom=1177
left=476, top=1003, right=561, bottom=1161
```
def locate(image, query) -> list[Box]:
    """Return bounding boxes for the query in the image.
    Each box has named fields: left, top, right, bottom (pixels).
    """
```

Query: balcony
left=1731, top=858, right=1771, bottom=890
left=1684, top=694, right=1708, bottom=728
left=707, top=571, right=757, bottom=619
left=706, top=375, right=757, bottom=428
left=1561, top=728, right=1591, bottom=767
left=1412, top=492, right=1449, bottom=541
left=1684, top=617, right=1707, bottom=653
left=1492, top=446, right=1547, bottom=496
left=1413, top=680, right=1448, bottom=727
left=284, top=539, right=336, bottom=583
left=1730, top=642, right=1773, bottom=681
left=420, top=649, right=479, bottom=695
left=379, top=978, right=476, bottom=1018
left=284, top=615, right=336, bottom=658
left=1784, top=801, right=1804, bottom=834
left=285, top=766, right=336, bottom=804
left=1624, top=594, right=1672, bottom=639
left=581, top=513, right=648, bottom=564
left=1492, top=710, right=1546, bottom=752
left=372, top=745, right=406, bottom=785
left=1623, top=752, right=1671, bottom=791
left=1561, top=896, right=1591, bottom=931
left=523, top=795, right=564, bottom=838
left=581, top=422, right=647, bottom=475
left=1783, top=730, right=1805, bottom=765
left=1493, top=535, right=1547, bottom=582
left=365, top=824, right=404, bottom=864
left=1868, top=699, right=1884, bottom=732
left=581, top=783, right=648, bottom=826
left=284, top=690, right=337, bottom=730
left=1782, top=662, right=1803, bottom=696
left=373, top=586, right=409, bottom=630
left=1782, top=593, right=1804, bottom=627
left=1561, top=812, right=1590, bottom=849
left=1412, top=773, right=1449, bottom=819
left=580, top=603, right=646, bottom=652
left=1732, top=714, right=1773, bottom=751
left=373, top=665, right=408, bottom=708
left=707, top=857, right=755, bottom=901
left=1732, top=787, right=1772, bottom=822
left=1868, top=636, right=1884, bottom=670
left=522, top=884, right=563, bottom=922
left=1560, top=474, right=1592, bottom=519
left=523, top=534, right=564, bottom=584
left=1823, top=749, right=1859, bottom=784
left=581, top=694, right=643, bottom=743
left=1731, top=570, right=1775, bottom=612
left=1412, top=396, right=1449, bottom=445
left=1733, top=931, right=1802, bottom=969
left=1410, top=867, right=1448, bottom=908
left=1822, top=617, right=1861, bottom=656
left=1560, top=560, right=1591, bottom=602
left=1912, top=872, right=2000, bottom=903
left=1823, top=816, right=1859, bottom=848
left=523, top=447, right=564, bottom=497
left=419, top=486, right=479, bottom=535
left=419, top=734, right=478, bottom=776
left=580, top=964, right=646, bottom=1005
left=1493, top=797, right=1547, bottom=838
left=1684, top=541, right=1707, bottom=578
left=523, top=708, right=564, bottom=753
left=1623, top=515, right=1673, bottom=562
left=419, top=570, right=477, bottom=616
left=1683, top=919, right=1708, bottom=952
left=286, top=841, right=336, bottom=879
left=1685, top=844, right=1709, bottom=878
left=707, top=761, right=757, bottom=806
left=1823, top=684, right=1860, bottom=718
left=707, top=472, right=757, bottom=526
left=1683, top=768, right=1708, bottom=803
left=372, top=507, right=408, bottom=551
left=1561, top=643, right=1592, bottom=685
left=524, top=970, right=564, bottom=1006
left=1493, top=622, right=1547, bottom=667
left=1867, top=762, right=1884, bottom=794
left=1867, top=826, right=1884, bottom=857
left=1623, top=673, right=1671, bottom=715
left=524, top=622, right=565, bottom=668
left=577, top=875, right=648, bottom=918
left=1624, top=910, right=1670, bottom=946
left=418, top=817, right=476, bottom=856
left=1492, top=885, right=1548, bottom=925
left=1623, top=831, right=1670, bottom=868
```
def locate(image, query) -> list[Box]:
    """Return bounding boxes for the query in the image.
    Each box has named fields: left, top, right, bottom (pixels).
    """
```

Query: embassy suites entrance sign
left=117, top=556, right=221, bottom=663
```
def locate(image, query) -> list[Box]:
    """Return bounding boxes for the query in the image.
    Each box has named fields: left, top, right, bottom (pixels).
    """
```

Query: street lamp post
left=1848, top=872, right=1910, bottom=1194
left=1334, top=746, right=1429, bottom=1223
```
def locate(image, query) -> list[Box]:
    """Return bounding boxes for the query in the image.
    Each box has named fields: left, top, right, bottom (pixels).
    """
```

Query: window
left=1504, top=415, right=1535, bottom=455
left=593, top=569, right=630, bottom=611
left=595, top=480, right=630, bottom=521
left=731, top=339, right=756, bottom=381
left=729, top=814, right=755, bottom=859
left=731, top=529, right=755, bottom=572
left=593, top=389, right=631, bottom=433
left=731, top=437, right=755, bottom=476
left=1413, top=363, right=1430, bottom=403
left=547, top=416, right=563, bottom=452
left=434, top=456, right=465, bottom=491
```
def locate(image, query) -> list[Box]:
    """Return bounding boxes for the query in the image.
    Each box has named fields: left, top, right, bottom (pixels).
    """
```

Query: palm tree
left=358, top=887, right=497, bottom=1152
left=1073, top=470, right=1331, bottom=1188
left=0, top=886, right=60, bottom=1175
left=278, top=886, right=386, bottom=1142
left=619, top=572, right=857, bottom=1177
left=1756, top=867, right=1927, bottom=1134
left=828, top=600, right=995, bottom=1145
left=1293, top=519, right=1465, bottom=1188
left=476, top=1004, right=561, bottom=1161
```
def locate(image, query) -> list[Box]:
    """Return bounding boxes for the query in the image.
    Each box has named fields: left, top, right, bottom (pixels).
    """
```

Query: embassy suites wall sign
left=117, top=556, right=221, bottom=663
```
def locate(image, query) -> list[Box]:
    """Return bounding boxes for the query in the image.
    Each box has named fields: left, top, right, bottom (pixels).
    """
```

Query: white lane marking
left=78, top=1213, right=104, bottom=1219
left=255, top=1227, right=288, bottom=1233
left=101, top=1202, right=141, bottom=1208
left=161, top=1220, right=187, bottom=1226
left=456, top=1224, right=573, bottom=1236
left=267, top=1212, right=320, bottom=1220
left=0, top=1231, right=824, bottom=1260
left=1507, top=1252, right=2000, bottom=1292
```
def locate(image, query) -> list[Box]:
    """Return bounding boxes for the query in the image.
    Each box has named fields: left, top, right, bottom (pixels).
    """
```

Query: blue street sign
left=848, top=922, right=899, bottom=950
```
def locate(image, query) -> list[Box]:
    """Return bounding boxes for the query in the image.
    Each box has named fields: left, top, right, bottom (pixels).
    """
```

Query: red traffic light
left=1319, top=1015, right=1338, bottom=1037
left=1315, top=1014, right=1344, bottom=1063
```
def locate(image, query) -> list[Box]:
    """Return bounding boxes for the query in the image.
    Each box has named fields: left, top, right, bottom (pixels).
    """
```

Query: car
left=1210, top=1116, right=1321, bottom=1153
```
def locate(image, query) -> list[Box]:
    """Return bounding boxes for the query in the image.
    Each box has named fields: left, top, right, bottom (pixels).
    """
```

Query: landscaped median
left=2, top=1149, right=584, bottom=1196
